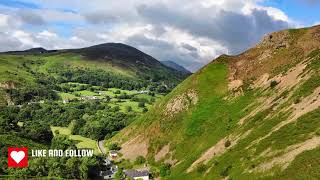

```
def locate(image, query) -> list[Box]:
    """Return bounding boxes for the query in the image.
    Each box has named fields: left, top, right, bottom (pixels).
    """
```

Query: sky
left=0, top=0, right=319, bottom=72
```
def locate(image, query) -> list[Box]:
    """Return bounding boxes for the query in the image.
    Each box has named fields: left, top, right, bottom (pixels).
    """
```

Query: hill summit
left=110, top=25, right=320, bottom=179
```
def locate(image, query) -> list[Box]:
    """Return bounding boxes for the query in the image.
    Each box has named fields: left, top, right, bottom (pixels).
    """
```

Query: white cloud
left=0, top=14, right=9, bottom=27
left=12, top=30, right=40, bottom=47
left=0, top=0, right=296, bottom=71
left=37, top=30, right=58, bottom=39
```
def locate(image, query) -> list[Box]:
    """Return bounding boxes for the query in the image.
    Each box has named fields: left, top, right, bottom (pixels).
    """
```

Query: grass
left=275, top=146, right=320, bottom=179
left=115, top=100, right=140, bottom=112
left=40, top=53, right=135, bottom=77
left=112, top=61, right=252, bottom=179
left=58, top=92, right=77, bottom=100
left=255, top=108, right=320, bottom=154
left=76, top=90, right=100, bottom=96
left=0, top=55, right=35, bottom=84
left=292, top=74, right=320, bottom=101
left=51, top=126, right=100, bottom=155
left=17, top=121, right=24, bottom=127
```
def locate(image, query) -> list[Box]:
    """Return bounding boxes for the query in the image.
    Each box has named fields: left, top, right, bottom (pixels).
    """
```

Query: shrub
left=196, top=164, right=208, bottom=173
left=224, top=140, right=231, bottom=148
left=220, top=165, right=232, bottom=177
left=159, top=164, right=171, bottom=177
left=138, top=102, right=145, bottom=108
left=270, top=80, right=279, bottom=88
left=294, top=98, right=301, bottom=104
left=134, top=156, right=146, bottom=165
left=126, top=106, right=133, bottom=112
left=108, top=143, right=121, bottom=151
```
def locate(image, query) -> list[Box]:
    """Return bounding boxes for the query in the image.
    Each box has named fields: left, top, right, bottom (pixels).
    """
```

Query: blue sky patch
left=0, top=0, right=40, bottom=9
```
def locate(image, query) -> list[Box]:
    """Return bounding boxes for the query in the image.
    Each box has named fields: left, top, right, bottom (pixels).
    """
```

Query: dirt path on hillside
left=257, top=136, right=320, bottom=171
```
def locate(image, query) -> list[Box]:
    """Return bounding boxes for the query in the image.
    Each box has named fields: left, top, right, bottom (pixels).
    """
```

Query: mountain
left=161, top=61, right=191, bottom=75
left=70, top=43, right=168, bottom=71
left=0, top=43, right=188, bottom=84
left=0, top=43, right=189, bottom=107
left=109, top=25, right=320, bottom=179
left=1, top=43, right=187, bottom=81
left=2, top=47, right=51, bottom=55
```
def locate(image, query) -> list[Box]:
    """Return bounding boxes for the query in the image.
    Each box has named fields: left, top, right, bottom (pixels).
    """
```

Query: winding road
left=98, top=140, right=107, bottom=154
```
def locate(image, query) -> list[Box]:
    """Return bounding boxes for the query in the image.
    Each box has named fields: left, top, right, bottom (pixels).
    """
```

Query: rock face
left=0, top=82, right=15, bottom=106
left=165, top=89, right=198, bottom=117
left=260, top=31, right=291, bottom=49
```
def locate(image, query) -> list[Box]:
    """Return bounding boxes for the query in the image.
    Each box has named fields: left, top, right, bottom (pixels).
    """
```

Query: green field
left=51, top=126, right=100, bottom=155
left=58, top=92, right=77, bottom=100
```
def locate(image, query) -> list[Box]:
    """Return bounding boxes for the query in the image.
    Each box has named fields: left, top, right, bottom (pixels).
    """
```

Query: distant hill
left=2, top=47, right=56, bottom=55
left=161, top=60, right=191, bottom=75
left=0, top=43, right=191, bottom=107
left=0, top=43, right=189, bottom=83
left=110, top=25, right=320, bottom=179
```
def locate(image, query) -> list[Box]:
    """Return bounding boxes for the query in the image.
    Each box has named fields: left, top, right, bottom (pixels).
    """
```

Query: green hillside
left=110, top=25, right=320, bottom=179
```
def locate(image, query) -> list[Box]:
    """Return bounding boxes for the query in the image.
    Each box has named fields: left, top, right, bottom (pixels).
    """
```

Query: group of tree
left=1, top=134, right=100, bottom=179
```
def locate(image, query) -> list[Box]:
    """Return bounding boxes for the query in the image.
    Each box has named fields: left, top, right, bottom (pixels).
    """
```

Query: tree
left=108, top=143, right=121, bottom=151
left=66, top=158, right=80, bottom=179
left=28, top=158, right=48, bottom=176
left=156, top=85, right=167, bottom=93
left=138, top=102, right=145, bottom=108
left=79, top=158, right=89, bottom=180
left=134, top=156, right=146, bottom=165
left=126, top=106, right=133, bottom=112
left=51, top=135, right=74, bottom=150
left=113, top=106, right=120, bottom=112
left=114, top=168, right=124, bottom=180
left=22, top=123, right=53, bottom=144
left=159, top=164, right=171, bottom=177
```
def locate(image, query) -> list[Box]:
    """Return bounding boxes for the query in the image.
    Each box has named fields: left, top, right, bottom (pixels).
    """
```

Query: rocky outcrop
left=0, top=81, right=16, bottom=89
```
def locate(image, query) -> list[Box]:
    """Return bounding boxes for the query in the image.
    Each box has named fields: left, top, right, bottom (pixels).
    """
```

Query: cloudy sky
left=0, top=0, right=319, bottom=71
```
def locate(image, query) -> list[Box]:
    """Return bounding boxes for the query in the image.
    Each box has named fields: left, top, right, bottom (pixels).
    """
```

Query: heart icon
left=10, top=151, right=25, bottom=164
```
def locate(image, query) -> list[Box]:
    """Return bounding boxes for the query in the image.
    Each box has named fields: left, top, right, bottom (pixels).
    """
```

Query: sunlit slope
left=111, top=25, right=320, bottom=179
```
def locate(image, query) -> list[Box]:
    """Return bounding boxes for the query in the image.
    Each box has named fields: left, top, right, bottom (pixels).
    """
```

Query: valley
left=1, top=0, right=319, bottom=179
left=0, top=43, right=188, bottom=178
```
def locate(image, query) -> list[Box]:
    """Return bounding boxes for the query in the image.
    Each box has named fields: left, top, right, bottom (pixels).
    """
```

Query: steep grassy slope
left=110, top=25, right=320, bottom=179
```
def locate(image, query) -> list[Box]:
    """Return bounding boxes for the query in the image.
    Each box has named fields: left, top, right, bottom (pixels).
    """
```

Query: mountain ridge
left=161, top=60, right=191, bottom=75
left=0, top=42, right=189, bottom=84
left=1, top=43, right=167, bottom=69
